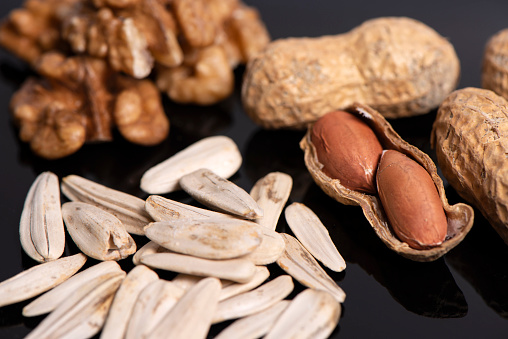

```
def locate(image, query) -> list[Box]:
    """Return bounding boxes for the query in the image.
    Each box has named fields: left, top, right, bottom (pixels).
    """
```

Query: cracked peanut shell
left=432, top=87, right=508, bottom=245
left=301, top=103, right=474, bottom=261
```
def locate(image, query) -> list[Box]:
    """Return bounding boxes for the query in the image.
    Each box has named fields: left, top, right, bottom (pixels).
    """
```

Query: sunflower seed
left=61, top=175, right=152, bottom=235
left=180, top=168, right=263, bottom=219
left=215, top=300, right=290, bottom=339
left=100, top=265, right=159, bottom=339
left=125, top=279, right=184, bottom=339
left=242, top=226, right=285, bottom=265
left=219, top=266, right=270, bottom=301
left=213, top=275, right=294, bottom=324
left=140, top=135, right=242, bottom=194
left=145, top=195, right=235, bottom=222
left=25, top=271, right=124, bottom=339
left=140, top=252, right=257, bottom=283
left=144, top=218, right=262, bottom=260
left=277, top=234, right=346, bottom=303
left=0, top=253, right=86, bottom=308
left=285, top=203, right=346, bottom=272
left=20, top=171, right=65, bottom=263
left=146, top=277, right=221, bottom=339
left=132, top=241, right=169, bottom=265
left=62, top=202, right=137, bottom=261
left=23, top=261, right=123, bottom=317
left=170, top=273, right=235, bottom=292
left=264, top=289, right=341, bottom=339
left=250, top=172, right=292, bottom=231
left=171, top=273, right=207, bottom=291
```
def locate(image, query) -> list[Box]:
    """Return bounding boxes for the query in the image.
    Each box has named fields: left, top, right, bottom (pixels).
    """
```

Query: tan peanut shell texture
left=432, top=87, right=508, bottom=245
left=482, top=28, right=508, bottom=99
left=301, top=103, right=474, bottom=261
left=242, top=17, right=460, bottom=129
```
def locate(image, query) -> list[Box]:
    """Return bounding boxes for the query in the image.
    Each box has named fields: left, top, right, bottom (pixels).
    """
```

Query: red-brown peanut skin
left=311, top=110, right=383, bottom=194
left=377, top=150, right=447, bottom=249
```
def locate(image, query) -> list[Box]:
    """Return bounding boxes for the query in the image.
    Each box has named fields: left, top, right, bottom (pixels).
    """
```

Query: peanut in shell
left=242, top=17, right=460, bottom=129
left=431, top=87, right=508, bottom=245
left=301, top=103, right=474, bottom=261
left=482, top=28, right=508, bottom=99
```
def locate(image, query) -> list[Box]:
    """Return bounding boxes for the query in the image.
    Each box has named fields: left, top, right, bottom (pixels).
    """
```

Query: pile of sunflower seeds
left=1, top=135, right=346, bottom=339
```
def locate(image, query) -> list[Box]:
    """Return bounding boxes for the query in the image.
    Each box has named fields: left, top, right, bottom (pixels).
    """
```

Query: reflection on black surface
left=445, top=186, right=508, bottom=319
left=14, top=117, right=203, bottom=198
left=0, top=58, right=33, bottom=89
left=0, top=302, right=25, bottom=328
left=244, top=128, right=312, bottom=202
left=301, top=184, right=468, bottom=318
left=162, top=95, right=233, bottom=142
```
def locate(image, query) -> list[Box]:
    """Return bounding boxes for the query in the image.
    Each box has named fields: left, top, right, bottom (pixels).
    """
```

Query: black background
left=1, top=0, right=508, bottom=338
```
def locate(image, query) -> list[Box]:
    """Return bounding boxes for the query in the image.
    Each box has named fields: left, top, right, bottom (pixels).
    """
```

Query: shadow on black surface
left=244, top=128, right=312, bottom=202
left=301, top=184, right=468, bottom=318
left=161, top=95, right=233, bottom=142
left=0, top=57, right=33, bottom=89
left=444, top=188, right=508, bottom=319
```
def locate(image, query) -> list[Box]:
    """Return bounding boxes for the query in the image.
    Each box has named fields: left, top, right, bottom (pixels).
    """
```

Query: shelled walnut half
left=10, top=53, right=169, bottom=159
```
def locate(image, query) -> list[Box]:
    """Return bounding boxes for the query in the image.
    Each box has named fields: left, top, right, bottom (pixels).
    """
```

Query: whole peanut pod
left=432, top=87, right=508, bottom=244
left=482, top=28, right=508, bottom=100
left=376, top=150, right=448, bottom=250
left=243, top=17, right=459, bottom=129
left=311, top=110, right=383, bottom=194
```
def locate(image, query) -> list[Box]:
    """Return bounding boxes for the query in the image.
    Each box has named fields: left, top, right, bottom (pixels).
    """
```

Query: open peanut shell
left=300, top=103, right=474, bottom=261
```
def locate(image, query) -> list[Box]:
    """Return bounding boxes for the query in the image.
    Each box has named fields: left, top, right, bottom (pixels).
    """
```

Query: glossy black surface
left=1, top=0, right=508, bottom=338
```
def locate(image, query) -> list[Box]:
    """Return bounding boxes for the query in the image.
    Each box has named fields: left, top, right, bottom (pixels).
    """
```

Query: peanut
left=301, top=103, right=474, bottom=261
left=311, top=110, right=382, bottom=194
left=482, top=28, right=508, bottom=100
left=242, top=17, right=459, bottom=129
left=376, top=150, right=448, bottom=249
left=432, top=87, right=508, bottom=244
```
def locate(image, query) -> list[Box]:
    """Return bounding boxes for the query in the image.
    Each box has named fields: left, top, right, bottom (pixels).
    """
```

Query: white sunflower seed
left=144, top=218, right=262, bottom=260
left=20, top=171, right=65, bottom=263
left=250, top=172, right=292, bottom=231
left=23, top=261, right=123, bottom=317
left=140, top=135, right=242, bottom=194
left=0, top=253, right=86, bottom=308
left=171, top=273, right=206, bottom=291
left=285, top=203, right=346, bottom=272
left=242, top=226, right=285, bottom=265
left=265, top=289, right=341, bottom=339
left=145, top=195, right=235, bottom=222
left=61, top=175, right=152, bottom=235
left=132, top=241, right=169, bottom=265
left=125, top=279, right=184, bottom=339
left=25, top=271, right=124, bottom=339
left=170, top=273, right=235, bottom=292
left=140, top=252, right=257, bottom=283
left=219, top=266, right=270, bottom=301
left=215, top=300, right=290, bottom=339
left=146, top=277, right=221, bottom=339
left=213, top=275, right=294, bottom=324
left=100, top=265, right=159, bottom=339
left=180, top=168, right=263, bottom=219
left=62, top=202, right=137, bottom=261
left=277, top=234, right=346, bottom=303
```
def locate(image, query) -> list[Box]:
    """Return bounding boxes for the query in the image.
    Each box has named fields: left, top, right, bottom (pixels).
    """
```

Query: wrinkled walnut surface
left=301, top=103, right=474, bottom=261
left=243, top=17, right=460, bottom=129
left=10, top=53, right=169, bottom=159
left=432, top=87, right=508, bottom=245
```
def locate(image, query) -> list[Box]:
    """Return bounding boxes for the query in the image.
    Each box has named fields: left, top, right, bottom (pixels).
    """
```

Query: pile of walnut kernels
left=0, top=0, right=270, bottom=159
